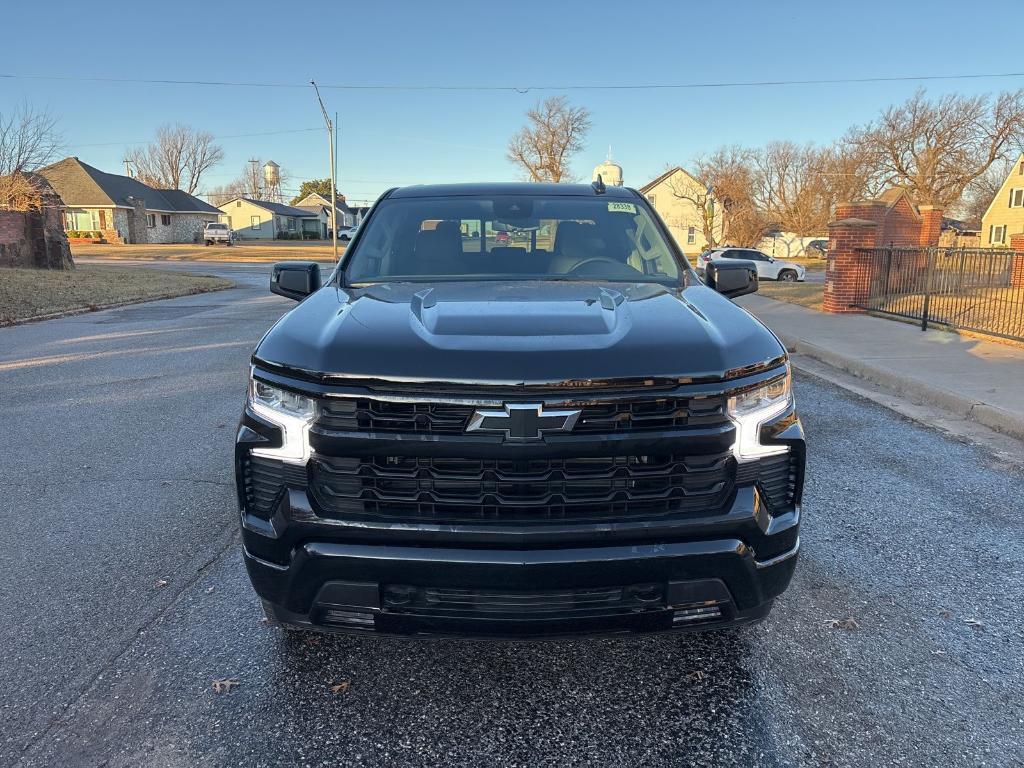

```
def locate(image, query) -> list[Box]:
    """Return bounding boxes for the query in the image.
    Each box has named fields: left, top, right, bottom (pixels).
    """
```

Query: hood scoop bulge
left=410, top=287, right=624, bottom=338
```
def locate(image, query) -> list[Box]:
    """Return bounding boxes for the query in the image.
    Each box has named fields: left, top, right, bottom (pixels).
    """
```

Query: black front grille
left=309, top=452, right=735, bottom=524
left=241, top=455, right=308, bottom=518
left=317, top=395, right=727, bottom=435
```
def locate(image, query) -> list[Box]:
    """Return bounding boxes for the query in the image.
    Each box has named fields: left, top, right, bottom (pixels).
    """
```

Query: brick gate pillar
left=823, top=218, right=879, bottom=313
left=918, top=205, right=944, bottom=247
left=1010, top=232, right=1024, bottom=289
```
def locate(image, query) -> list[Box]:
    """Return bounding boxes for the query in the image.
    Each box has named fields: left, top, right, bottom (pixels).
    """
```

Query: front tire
left=778, top=269, right=798, bottom=282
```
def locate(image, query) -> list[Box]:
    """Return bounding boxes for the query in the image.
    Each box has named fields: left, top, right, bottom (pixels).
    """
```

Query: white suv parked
left=696, top=248, right=805, bottom=282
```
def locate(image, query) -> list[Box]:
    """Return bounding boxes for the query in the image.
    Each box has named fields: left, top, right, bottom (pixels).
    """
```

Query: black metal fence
left=853, top=247, right=1024, bottom=342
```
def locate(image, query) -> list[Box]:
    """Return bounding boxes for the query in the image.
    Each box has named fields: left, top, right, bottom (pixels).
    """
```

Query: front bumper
left=244, top=534, right=798, bottom=638
left=236, top=375, right=805, bottom=639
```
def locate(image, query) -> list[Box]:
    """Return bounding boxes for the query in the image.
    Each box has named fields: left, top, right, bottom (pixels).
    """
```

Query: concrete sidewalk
left=736, top=294, right=1024, bottom=440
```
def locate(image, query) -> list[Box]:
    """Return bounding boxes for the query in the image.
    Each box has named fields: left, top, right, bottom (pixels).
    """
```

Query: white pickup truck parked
left=203, top=222, right=234, bottom=246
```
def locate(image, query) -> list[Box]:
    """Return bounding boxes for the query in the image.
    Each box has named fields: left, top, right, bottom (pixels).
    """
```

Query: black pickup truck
left=236, top=182, right=804, bottom=639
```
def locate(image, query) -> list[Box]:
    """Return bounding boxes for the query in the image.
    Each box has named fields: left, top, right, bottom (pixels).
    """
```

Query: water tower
left=263, top=160, right=282, bottom=203
left=592, top=147, right=624, bottom=187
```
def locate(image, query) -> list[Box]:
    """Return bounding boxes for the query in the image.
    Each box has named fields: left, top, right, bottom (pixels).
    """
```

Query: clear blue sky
left=3, top=0, right=1022, bottom=205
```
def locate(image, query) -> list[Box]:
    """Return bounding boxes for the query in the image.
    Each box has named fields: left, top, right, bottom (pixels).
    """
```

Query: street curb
left=778, top=333, right=1024, bottom=442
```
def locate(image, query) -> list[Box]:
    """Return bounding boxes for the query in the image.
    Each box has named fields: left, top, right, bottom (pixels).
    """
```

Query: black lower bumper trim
left=245, top=537, right=798, bottom=639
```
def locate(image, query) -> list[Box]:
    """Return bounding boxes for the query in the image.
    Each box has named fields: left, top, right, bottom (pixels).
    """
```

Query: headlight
left=248, top=376, right=316, bottom=463
left=727, top=370, right=793, bottom=460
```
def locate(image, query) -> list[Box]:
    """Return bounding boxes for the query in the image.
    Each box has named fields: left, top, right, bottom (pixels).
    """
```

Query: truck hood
left=254, top=280, right=784, bottom=385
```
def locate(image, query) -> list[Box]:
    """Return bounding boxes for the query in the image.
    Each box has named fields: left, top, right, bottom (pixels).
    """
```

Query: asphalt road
left=2, top=260, right=1022, bottom=767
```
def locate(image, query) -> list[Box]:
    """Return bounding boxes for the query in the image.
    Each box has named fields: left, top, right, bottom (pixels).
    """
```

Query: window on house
left=1019, top=161, right=1023, bottom=175
left=251, top=216, right=261, bottom=230
left=646, top=194, right=656, bottom=206
left=1010, top=189, right=1024, bottom=208
left=161, top=214, right=171, bottom=226
left=146, top=213, right=156, bottom=228
left=687, top=226, right=696, bottom=244
left=288, top=218, right=296, bottom=231
left=237, top=201, right=242, bottom=207
left=990, top=224, right=1007, bottom=245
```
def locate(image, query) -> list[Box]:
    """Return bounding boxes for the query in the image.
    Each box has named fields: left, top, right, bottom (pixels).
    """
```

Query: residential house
left=38, top=157, right=220, bottom=244
left=218, top=198, right=321, bottom=240
left=980, top=153, right=1024, bottom=247
left=292, top=192, right=363, bottom=236
left=638, top=167, right=723, bottom=256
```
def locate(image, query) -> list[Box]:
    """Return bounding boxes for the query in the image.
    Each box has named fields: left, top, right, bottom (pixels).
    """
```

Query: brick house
left=37, top=157, right=221, bottom=244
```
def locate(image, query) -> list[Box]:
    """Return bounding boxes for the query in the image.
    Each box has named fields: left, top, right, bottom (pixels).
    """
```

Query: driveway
left=2, top=260, right=1022, bottom=767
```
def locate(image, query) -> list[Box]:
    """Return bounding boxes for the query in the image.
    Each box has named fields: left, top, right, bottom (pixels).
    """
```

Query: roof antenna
left=592, top=173, right=606, bottom=195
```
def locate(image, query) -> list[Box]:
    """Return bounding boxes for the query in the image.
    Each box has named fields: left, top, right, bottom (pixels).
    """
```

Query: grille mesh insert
left=309, top=452, right=735, bottom=524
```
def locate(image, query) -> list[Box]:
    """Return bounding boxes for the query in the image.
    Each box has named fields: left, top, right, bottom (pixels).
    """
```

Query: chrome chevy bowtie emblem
left=466, top=403, right=581, bottom=441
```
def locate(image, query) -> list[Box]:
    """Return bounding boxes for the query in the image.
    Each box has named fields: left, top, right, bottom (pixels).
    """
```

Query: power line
left=69, top=126, right=322, bottom=148
left=3, top=71, right=1024, bottom=93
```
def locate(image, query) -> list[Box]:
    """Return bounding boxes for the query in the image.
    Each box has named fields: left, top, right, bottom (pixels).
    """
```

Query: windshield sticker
left=607, top=202, right=636, bottom=213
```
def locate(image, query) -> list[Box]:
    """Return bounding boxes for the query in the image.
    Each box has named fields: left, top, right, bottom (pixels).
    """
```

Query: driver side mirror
left=271, top=261, right=321, bottom=301
left=706, top=260, right=758, bottom=299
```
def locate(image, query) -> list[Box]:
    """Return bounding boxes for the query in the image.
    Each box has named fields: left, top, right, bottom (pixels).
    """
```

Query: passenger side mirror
left=706, top=260, right=758, bottom=299
left=271, top=262, right=321, bottom=301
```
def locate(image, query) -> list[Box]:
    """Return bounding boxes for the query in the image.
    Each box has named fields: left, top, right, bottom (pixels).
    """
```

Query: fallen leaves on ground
left=964, top=618, right=985, bottom=631
left=330, top=680, right=351, bottom=695
left=936, top=608, right=952, bottom=619
left=212, top=678, right=239, bottom=694
left=825, top=617, right=859, bottom=631
left=685, top=670, right=706, bottom=682
left=155, top=579, right=169, bottom=588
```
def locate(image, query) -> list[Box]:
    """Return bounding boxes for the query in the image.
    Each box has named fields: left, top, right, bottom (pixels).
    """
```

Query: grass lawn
left=757, top=281, right=825, bottom=310
left=0, top=265, right=233, bottom=325
left=71, top=242, right=345, bottom=263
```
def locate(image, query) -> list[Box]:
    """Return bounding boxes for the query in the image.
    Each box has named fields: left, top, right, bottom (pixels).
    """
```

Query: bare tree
left=127, top=124, right=224, bottom=194
left=668, top=170, right=722, bottom=250
left=849, top=89, right=1024, bottom=207
left=956, top=156, right=1015, bottom=228
left=507, top=96, right=591, bottom=182
left=0, top=102, right=62, bottom=210
left=752, top=141, right=828, bottom=235
left=206, top=180, right=247, bottom=207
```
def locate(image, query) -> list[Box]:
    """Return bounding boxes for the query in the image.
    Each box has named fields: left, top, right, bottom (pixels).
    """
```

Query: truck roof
left=387, top=182, right=639, bottom=199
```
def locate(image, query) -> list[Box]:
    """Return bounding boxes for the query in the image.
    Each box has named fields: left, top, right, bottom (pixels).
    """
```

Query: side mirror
left=271, top=261, right=321, bottom=301
left=706, top=259, right=758, bottom=299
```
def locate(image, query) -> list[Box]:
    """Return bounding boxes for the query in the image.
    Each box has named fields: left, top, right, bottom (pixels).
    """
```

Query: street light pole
left=310, top=80, right=338, bottom=263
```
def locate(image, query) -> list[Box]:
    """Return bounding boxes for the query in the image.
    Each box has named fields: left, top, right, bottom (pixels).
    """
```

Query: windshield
left=344, top=195, right=682, bottom=283
left=207, top=223, right=227, bottom=230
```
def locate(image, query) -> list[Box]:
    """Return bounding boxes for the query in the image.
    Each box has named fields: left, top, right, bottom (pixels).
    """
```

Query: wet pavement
left=1, top=260, right=1022, bottom=767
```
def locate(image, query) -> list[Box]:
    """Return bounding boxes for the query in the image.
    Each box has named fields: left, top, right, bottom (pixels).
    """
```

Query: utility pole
left=248, top=158, right=260, bottom=199
left=310, top=80, right=339, bottom=264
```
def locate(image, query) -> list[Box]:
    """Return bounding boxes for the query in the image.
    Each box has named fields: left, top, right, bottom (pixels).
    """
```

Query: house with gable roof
left=37, top=157, right=221, bottom=244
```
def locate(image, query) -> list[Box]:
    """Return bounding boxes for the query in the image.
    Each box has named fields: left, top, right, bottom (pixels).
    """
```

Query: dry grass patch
left=0, top=265, right=233, bottom=325
left=70, top=242, right=344, bottom=263
left=757, top=282, right=825, bottom=311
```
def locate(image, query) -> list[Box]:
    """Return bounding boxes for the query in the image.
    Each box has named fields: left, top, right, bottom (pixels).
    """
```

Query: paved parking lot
left=2, top=261, right=1022, bottom=767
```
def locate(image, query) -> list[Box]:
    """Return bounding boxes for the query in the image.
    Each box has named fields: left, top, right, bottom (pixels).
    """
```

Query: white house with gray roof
left=217, top=198, right=321, bottom=240
left=38, top=157, right=221, bottom=244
